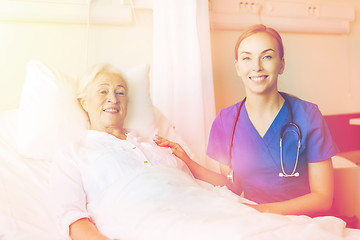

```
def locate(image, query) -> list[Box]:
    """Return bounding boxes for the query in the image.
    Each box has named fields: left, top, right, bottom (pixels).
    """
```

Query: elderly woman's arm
left=70, top=218, right=112, bottom=240
left=51, top=151, right=118, bottom=240
left=154, top=135, right=229, bottom=187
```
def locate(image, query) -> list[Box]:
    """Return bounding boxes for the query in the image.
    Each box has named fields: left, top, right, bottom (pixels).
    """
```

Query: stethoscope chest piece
left=278, top=171, right=300, bottom=177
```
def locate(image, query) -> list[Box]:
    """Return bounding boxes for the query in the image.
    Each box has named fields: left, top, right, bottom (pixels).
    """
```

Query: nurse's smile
left=249, top=75, right=268, bottom=82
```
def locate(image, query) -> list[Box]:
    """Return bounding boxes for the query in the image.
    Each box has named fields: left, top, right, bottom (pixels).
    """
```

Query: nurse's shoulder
left=284, top=93, right=320, bottom=118
left=216, top=101, right=244, bottom=122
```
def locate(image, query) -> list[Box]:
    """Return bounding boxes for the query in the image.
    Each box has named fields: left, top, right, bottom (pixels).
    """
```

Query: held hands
left=154, top=135, right=231, bottom=187
left=153, top=135, right=189, bottom=161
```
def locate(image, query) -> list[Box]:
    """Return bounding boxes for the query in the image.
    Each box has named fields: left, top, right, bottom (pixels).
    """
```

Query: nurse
left=155, top=24, right=338, bottom=216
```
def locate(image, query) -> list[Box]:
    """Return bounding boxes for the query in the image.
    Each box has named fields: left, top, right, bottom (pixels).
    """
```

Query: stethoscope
left=227, top=93, right=302, bottom=183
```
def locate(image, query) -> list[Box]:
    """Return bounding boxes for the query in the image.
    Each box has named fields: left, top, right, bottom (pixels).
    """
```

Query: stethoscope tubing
left=228, top=92, right=302, bottom=180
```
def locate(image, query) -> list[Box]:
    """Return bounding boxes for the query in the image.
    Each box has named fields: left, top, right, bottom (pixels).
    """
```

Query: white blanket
left=0, top=138, right=64, bottom=240
left=1, top=114, right=359, bottom=240
left=92, top=165, right=357, bottom=240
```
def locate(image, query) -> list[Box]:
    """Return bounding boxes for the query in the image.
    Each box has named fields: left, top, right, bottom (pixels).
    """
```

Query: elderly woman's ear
left=78, top=97, right=89, bottom=113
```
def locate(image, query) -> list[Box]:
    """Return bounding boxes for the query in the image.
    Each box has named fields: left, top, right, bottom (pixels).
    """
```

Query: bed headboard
left=324, top=113, right=360, bottom=153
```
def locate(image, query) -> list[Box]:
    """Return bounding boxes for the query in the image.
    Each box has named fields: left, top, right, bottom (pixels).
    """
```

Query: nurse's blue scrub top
left=207, top=93, right=338, bottom=204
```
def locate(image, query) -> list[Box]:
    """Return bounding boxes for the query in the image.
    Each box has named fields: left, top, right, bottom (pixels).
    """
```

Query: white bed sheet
left=1, top=138, right=360, bottom=240
left=0, top=137, right=65, bottom=240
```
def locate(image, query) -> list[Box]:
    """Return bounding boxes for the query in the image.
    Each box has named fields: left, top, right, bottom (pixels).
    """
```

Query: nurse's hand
left=154, top=135, right=230, bottom=187
left=153, top=135, right=190, bottom=161
left=243, top=203, right=271, bottom=213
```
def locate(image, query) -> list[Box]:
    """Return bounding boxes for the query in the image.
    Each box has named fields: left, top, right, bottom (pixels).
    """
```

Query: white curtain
left=152, top=0, right=217, bottom=170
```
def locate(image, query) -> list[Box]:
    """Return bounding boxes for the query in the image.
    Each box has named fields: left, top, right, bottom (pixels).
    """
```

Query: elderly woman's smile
left=103, top=107, right=120, bottom=113
left=79, top=71, right=128, bottom=138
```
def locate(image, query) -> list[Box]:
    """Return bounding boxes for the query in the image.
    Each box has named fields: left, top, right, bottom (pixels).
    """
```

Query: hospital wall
left=0, top=0, right=359, bottom=117
left=0, top=9, right=153, bottom=112
left=211, top=0, right=360, bottom=115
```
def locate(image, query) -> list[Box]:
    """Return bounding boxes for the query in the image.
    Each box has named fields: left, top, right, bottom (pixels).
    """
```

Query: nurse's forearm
left=180, top=154, right=228, bottom=186
left=153, top=135, right=228, bottom=186
left=250, top=192, right=332, bottom=215
left=252, top=159, right=334, bottom=215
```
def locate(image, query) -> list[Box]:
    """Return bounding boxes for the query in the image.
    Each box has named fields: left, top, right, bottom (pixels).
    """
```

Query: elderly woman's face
left=80, top=72, right=128, bottom=132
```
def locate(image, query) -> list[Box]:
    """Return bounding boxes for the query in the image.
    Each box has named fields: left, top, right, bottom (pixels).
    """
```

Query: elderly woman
left=50, top=64, right=192, bottom=240
left=52, top=64, right=127, bottom=240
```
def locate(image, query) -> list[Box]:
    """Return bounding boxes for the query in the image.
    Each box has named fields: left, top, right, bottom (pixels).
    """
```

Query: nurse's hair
left=77, top=63, right=127, bottom=99
left=234, top=24, right=284, bottom=61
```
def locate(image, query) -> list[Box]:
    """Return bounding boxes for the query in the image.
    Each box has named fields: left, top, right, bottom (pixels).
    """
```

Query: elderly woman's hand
left=153, top=135, right=190, bottom=161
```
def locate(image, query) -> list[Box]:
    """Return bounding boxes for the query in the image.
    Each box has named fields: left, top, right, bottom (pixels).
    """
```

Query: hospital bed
left=0, top=61, right=360, bottom=239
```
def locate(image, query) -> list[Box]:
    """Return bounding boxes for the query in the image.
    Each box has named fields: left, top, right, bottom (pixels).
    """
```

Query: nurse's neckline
left=244, top=93, right=285, bottom=138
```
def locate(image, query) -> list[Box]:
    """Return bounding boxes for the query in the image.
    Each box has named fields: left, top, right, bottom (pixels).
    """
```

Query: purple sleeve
left=305, top=105, right=339, bottom=163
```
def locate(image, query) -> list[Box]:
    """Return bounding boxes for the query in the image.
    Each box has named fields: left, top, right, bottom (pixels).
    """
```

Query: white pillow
left=17, top=60, right=155, bottom=160
left=123, top=64, right=156, bottom=137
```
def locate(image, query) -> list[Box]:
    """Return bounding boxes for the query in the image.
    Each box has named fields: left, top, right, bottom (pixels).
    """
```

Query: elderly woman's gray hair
left=77, top=63, right=127, bottom=99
